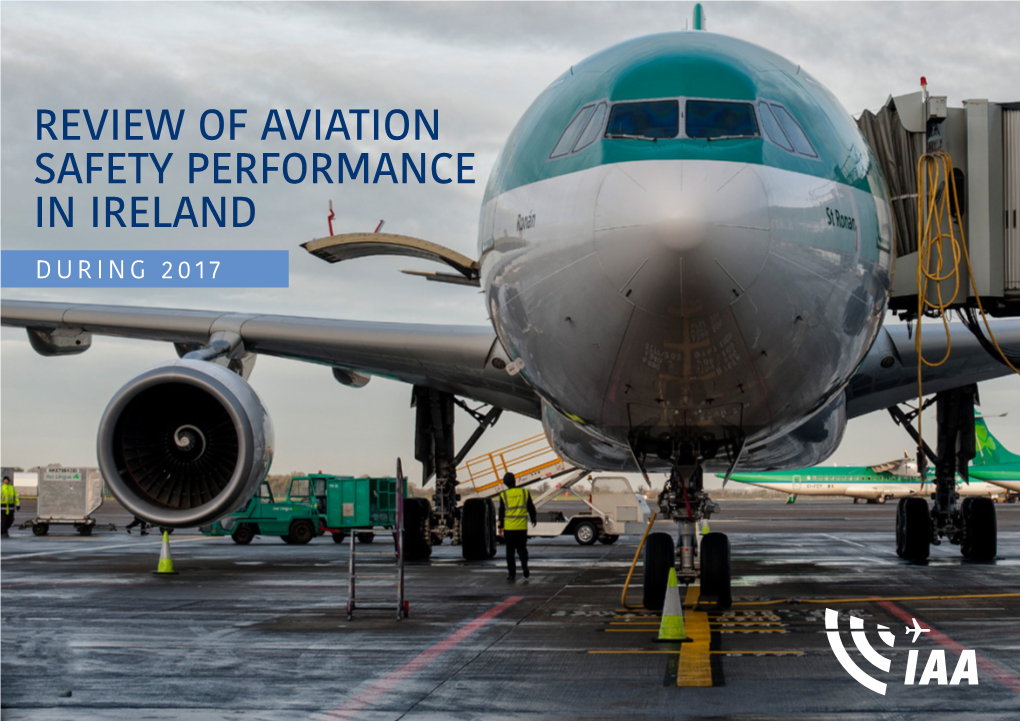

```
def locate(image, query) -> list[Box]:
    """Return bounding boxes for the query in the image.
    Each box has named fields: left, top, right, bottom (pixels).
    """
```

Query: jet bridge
left=857, top=91, right=1020, bottom=318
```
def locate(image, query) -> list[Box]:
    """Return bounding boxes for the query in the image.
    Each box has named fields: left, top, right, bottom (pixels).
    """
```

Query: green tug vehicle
left=201, top=474, right=403, bottom=545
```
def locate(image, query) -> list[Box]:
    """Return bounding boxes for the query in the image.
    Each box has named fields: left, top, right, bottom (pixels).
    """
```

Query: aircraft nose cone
left=594, top=161, right=771, bottom=317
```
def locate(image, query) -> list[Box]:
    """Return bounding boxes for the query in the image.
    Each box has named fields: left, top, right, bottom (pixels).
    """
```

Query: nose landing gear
left=642, top=459, right=731, bottom=610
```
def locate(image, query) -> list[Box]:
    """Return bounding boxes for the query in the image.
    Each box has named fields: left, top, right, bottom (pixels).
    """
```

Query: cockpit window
left=758, top=102, right=793, bottom=151
left=606, top=100, right=679, bottom=139
left=550, top=105, right=596, bottom=158
left=573, top=102, right=608, bottom=152
left=685, top=100, right=759, bottom=139
left=769, top=104, right=817, bottom=157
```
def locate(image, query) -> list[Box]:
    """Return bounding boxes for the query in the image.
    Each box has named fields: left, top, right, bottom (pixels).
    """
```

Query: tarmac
left=2, top=498, right=1020, bottom=720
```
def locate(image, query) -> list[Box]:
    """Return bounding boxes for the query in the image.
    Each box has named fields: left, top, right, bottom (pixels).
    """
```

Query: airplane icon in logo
left=905, top=618, right=930, bottom=643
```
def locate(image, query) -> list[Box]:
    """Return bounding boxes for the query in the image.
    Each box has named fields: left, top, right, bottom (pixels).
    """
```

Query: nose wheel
left=641, top=461, right=731, bottom=610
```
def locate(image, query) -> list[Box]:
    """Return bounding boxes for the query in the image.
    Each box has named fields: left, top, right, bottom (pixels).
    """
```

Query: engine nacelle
left=97, top=359, right=274, bottom=527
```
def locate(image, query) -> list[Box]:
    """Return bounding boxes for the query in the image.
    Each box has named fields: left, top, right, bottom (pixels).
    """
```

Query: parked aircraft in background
left=722, top=415, right=1017, bottom=503
left=970, top=415, right=1020, bottom=495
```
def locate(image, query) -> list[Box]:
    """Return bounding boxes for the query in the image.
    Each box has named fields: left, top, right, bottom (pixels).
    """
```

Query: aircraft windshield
left=606, top=100, right=679, bottom=139
left=769, top=104, right=817, bottom=157
left=685, top=100, right=759, bottom=139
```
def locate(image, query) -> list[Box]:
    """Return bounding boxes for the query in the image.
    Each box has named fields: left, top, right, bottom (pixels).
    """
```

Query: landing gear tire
left=961, top=497, right=996, bottom=561
left=332, top=532, right=347, bottom=544
left=598, top=534, right=619, bottom=545
left=289, top=520, right=316, bottom=545
left=356, top=532, right=375, bottom=544
left=895, top=498, right=907, bottom=558
left=699, top=532, right=732, bottom=610
left=574, top=521, right=598, bottom=546
left=404, top=498, right=433, bottom=561
left=642, top=532, right=676, bottom=611
left=900, top=497, right=930, bottom=562
left=232, top=524, right=255, bottom=545
left=485, top=500, right=497, bottom=559
left=461, top=498, right=492, bottom=560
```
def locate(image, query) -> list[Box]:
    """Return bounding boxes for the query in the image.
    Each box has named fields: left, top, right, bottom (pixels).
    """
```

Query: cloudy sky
left=2, top=2, right=1019, bottom=486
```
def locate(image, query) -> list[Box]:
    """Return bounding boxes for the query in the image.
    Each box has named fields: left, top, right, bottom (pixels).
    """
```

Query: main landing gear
left=410, top=386, right=502, bottom=562
left=890, top=384, right=997, bottom=562
left=641, top=452, right=731, bottom=611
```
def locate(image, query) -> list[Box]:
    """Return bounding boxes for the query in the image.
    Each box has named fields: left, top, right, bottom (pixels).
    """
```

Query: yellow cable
left=621, top=512, right=657, bottom=610
left=913, top=151, right=1020, bottom=457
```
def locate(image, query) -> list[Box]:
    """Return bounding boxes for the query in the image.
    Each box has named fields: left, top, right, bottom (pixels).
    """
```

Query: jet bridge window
left=685, top=100, right=759, bottom=139
left=767, top=103, right=817, bottom=157
left=605, top=100, right=679, bottom=139
left=550, top=104, right=597, bottom=158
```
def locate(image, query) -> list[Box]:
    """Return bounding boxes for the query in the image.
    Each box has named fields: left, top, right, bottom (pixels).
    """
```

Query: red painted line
left=878, top=601, right=1020, bottom=695
left=320, top=595, right=524, bottom=719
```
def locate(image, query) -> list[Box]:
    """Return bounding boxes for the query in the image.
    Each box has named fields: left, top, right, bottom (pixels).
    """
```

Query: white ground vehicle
left=523, top=475, right=650, bottom=545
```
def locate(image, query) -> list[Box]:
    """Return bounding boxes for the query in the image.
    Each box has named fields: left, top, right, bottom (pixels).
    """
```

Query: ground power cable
left=913, top=151, right=1020, bottom=465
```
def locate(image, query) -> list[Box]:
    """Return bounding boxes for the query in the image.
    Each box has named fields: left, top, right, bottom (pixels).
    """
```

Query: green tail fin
left=974, top=415, right=1020, bottom=466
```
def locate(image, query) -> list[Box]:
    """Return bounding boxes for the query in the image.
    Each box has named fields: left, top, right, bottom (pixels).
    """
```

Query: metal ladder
left=345, top=461, right=408, bottom=621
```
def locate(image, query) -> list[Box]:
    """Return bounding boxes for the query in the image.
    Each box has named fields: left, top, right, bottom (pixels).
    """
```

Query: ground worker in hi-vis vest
left=1, top=476, right=20, bottom=538
left=498, top=472, right=537, bottom=581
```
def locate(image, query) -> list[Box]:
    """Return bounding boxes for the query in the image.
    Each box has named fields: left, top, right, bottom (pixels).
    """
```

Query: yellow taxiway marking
left=678, top=585, right=713, bottom=687
left=731, top=592, right=1020, bottom=607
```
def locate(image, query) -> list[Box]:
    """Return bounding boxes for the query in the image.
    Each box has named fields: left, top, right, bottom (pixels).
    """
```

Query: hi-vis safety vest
left=500, top=487, right=530, bottom=531
left=1, top=483, right=17, bottom=511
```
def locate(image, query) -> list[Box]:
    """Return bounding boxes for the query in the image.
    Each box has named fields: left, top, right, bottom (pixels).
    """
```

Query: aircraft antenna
left=327, top=200, right=335, bottom=236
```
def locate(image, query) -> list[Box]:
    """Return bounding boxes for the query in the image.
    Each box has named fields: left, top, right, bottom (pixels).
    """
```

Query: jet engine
left=97, top=359, right=274, bottom=527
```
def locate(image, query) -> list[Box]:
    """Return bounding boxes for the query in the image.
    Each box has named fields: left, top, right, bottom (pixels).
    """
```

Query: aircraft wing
left=0, top=299, right=540, bottom=417
left=846, top=320, right=1020, bottom=418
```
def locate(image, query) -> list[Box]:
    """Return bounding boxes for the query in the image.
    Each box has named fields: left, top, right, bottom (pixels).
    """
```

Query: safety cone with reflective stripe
left=654, top=567, right=690, bottom=642
left=154, top=530, right=178, bottom=575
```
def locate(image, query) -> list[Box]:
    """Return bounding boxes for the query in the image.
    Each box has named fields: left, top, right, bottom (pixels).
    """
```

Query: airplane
left=721, top=416, right=1016, bottom=504
left=723, top=456, right=1004, bottom=504
left=970, top=414, right=1020, bottom=494
left=3, top=6, right=1019, bottom=608
left=905, top=618, right=930, bottom=643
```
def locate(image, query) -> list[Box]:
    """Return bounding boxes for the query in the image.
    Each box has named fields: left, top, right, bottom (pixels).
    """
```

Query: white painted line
left=1, top=535, right=213, bottom=560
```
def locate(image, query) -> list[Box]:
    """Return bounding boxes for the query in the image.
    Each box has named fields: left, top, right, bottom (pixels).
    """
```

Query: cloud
left=2, top=2, right=1018, bottom=477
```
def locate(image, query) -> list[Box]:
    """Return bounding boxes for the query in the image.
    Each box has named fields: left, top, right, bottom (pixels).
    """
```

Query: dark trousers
left=1, top=509, right=14, bottom=534
left=504, top=529, right=529, bottom=577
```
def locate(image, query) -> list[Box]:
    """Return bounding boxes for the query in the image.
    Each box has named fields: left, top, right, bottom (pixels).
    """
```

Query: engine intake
left=97, top=360, right=274, bottom=527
